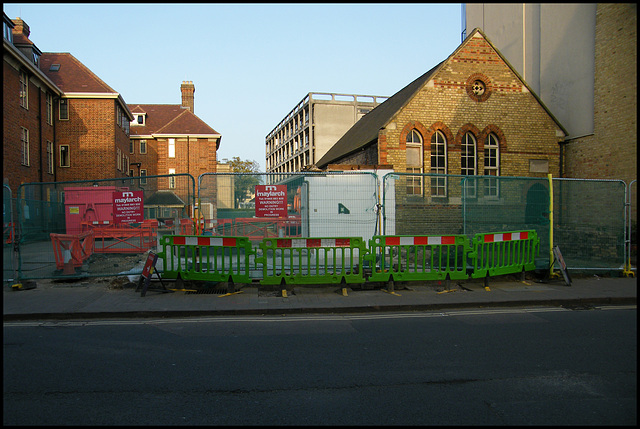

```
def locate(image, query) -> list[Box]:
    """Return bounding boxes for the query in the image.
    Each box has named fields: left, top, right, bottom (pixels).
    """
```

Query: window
left=60, top=145, right=70, bottom=167
left=140, top=139, right=147, bottom=154
left=461, top=132, right=477, bottom=198
left=129, top=140, right=134, bottom=154
left=461, top=132, right=476, bottom=175
left=3, top=20, right=13, bottom=42
left=137, top=115, right=144, bottom=124
left=116, top=106, right=121, bottom=127
left=59, top=99, right=68, bottom=120
left=140, top=169, right=147, bottom=185
left=484, top=133, right=500, bottom=197
left=124, top=155, right=129, bottom=174
left=168, top=168, right=176, bottom=189
left=430, top=130, right=447, bottom=196
left=117, top=148, right=122, bottom=171
left=21, top=127, right=29, bottom=166
left=168, top=138, right=175, bottom=158
left=46, top=93, right=53, bottom=125
left=46, top=141, right=54, bottom=174
left=20, top=70, right=28, bottom=109
left=129, top=169, right=134, bottom=178
left=406, top=130, right=423, bottom=195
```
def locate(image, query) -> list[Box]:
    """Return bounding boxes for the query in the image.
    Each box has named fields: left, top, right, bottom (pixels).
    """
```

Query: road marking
left=3, top=306, right=605, bottom=327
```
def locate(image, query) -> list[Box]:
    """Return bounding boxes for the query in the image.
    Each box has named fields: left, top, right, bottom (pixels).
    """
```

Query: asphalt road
left=3, top=306, right=636, bottom=425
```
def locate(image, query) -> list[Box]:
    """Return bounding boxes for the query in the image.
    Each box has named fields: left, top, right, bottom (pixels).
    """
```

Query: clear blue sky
left=4, top=3, right=463, bottom=171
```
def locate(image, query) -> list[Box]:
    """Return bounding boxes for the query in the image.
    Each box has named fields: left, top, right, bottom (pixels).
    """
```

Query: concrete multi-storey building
left=265, top=92, right=387, bottom=173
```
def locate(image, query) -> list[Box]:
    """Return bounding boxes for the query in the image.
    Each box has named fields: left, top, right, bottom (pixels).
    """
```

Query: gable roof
left=40, top=52, right=133, bottom=120
left=316, top=61, right=444, bottom=168
left=316, top=28, right=568, bottom=169
left=128, top=103, right=221, bottom=139
left=40, top=52, right=117, bottom=93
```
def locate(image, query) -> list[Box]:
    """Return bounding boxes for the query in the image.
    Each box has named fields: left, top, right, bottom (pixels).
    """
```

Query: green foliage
left=221, top=157, right=263, bottom=208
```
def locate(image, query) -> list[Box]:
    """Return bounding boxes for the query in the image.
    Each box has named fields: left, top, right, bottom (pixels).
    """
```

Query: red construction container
left=64, top=186, right=129, bottom=235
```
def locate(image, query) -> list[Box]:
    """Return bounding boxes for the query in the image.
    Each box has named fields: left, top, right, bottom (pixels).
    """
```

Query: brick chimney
left=11, top=18, right=30, bottom=37
left=181, top=81, right=195, bottom=113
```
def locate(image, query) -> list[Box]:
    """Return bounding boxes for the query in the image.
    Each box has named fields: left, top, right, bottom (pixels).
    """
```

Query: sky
left=4, top=3, right=463, bottom=171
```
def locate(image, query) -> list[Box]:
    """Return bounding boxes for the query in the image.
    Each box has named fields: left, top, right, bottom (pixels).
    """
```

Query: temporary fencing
left=256, top=236, right=368, bottom=285
left=366, top=234, right=471, bottom=282
left=198, top=171, right=385, bottom=242
left=158, top=234, right=255, bottom=284
left=5, top=172, right=636, bottom=283
left=469, top=230, right=539, bottom=279
left=13, top=174, right=195, bottom=280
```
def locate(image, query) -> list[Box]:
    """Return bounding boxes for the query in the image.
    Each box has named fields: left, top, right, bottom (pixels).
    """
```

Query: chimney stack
left=11, top=18, right=30, bottom=37
left=181, top=81, right=195, bottom=113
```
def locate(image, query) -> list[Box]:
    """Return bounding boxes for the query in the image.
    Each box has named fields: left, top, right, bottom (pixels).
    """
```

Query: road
left=3, top=305, right=636, bottom=425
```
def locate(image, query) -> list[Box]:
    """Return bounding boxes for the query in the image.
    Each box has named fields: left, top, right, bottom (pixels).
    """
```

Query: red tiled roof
left=128, top=104, right=220, bottom=136
left=40, top=52, right=116, bottom=93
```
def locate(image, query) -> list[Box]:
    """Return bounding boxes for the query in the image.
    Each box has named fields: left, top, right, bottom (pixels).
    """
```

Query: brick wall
left=3, top=60, right=56, bottom=196
left=564, top=3, right=636, bottom=223
left=379, top=33, right=562, bottom=183
left=55, top=98, right=129, bottom=182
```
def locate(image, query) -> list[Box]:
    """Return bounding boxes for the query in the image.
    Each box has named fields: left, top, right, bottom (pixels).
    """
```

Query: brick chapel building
left=317, top=28, right=567, bottom=183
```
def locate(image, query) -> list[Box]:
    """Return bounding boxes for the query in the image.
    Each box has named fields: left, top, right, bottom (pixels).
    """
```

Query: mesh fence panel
left=15, top=174, right=195, bottom=280
left=552, top=178, right=626, bottom=270
left=383, top=173, right=628, bottom=271
left=198, top=172, right=382, bottom=242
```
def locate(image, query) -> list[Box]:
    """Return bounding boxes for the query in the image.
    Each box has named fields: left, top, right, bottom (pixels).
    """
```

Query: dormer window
left=131, top=113, right=145, bottom=126
left=32, top=51, right=39, bottom=66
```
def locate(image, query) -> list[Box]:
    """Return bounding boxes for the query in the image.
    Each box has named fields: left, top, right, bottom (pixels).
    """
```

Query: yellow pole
left=548, top=173, right=554, bottom=276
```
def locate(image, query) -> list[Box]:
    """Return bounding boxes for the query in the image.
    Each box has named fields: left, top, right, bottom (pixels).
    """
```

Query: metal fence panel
left=15, top=174, right=195, bottom=280
left=3, top=185, right=17, bottom=284
left=198, top=171, right=383, bottom=242
left=552, top=178, right=626, bottom=271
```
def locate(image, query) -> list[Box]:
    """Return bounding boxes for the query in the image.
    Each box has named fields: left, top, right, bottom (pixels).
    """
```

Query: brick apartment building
left=317, top=28, right=567, bottom=184
left=3, top=13, right=222, bottom=210
left=3, top=14, right=62, bottom=197
left=127, top=81, right=222, bottom=204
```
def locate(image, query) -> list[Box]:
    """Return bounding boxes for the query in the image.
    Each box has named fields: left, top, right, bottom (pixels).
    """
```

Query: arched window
left=406, top=129, right=423, bottom=195
left=430, top=130, right=447, bottom=196
left=484, top=133, right=500, bottom=197
left=461, top=132, right=476, bottom=175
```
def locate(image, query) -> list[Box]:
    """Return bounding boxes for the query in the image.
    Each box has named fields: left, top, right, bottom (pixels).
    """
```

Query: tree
left=221, top=157, right=262, bottom=208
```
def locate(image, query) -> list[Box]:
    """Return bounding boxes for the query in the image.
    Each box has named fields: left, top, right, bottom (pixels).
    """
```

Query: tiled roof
left=40, top=52, right=116, bottom=93
left=128, top=104, right=220, bottom=137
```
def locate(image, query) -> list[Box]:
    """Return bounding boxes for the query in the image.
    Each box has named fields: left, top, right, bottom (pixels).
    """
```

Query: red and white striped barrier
left=276, top=238, right=351, bottom=248
left=171, top=236, right=237, bottom=247
left=483, top=231, right=529, bottom=243
left=384, top=236, right=457, bottom=246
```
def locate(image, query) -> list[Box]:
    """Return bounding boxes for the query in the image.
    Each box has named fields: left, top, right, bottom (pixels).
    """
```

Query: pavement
left=3, top=272, right=637, bottom=321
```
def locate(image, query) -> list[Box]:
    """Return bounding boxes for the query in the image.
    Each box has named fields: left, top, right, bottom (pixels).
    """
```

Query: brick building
left=3, top=15, right=222, bottom=216
left=39, top=52, right=134, bottom=183
left=3, top=14, right=62, bottom=196
left=317, top=28, right=567, bottom=184
left=127, top=81, right=222, bottom=204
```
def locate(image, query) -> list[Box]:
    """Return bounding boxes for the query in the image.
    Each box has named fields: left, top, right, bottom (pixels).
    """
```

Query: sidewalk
left=3, top=274, right=637, bottom=321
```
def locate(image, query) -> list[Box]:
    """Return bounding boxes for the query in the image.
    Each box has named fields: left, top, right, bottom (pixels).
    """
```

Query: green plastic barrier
left=257, top=237, right=367, bottom=285
left=366, top=234, right=471, bottom=282
left=158, top=235, right=255, bottom=284
left=469, top=230, right=539, bottom=279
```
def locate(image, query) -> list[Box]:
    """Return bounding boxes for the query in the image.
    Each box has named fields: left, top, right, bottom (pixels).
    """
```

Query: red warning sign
left=255, top=185, right=287, bottom=218
left=113, top=191, right=144, bottom=224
